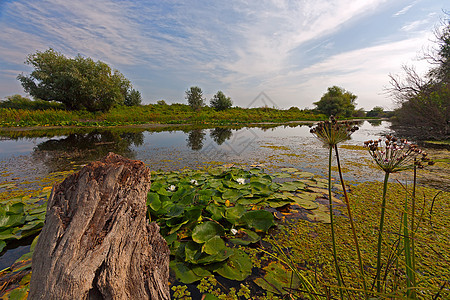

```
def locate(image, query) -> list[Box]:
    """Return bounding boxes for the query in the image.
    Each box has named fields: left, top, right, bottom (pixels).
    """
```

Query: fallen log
left=29, top=153, right=170, bottom=300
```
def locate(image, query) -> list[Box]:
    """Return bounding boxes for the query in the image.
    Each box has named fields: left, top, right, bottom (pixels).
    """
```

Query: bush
left=0, top=94, right=64, bottom=110
left=210, top=91, right=232, bottom=111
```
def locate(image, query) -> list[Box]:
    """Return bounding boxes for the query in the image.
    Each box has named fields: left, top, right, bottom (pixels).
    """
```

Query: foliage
left=186, top=86, right=205, bottom=111
left=17, top=48, right=140, bottom=112
left=388, top=17, right=450, bottom=139
left=366, top=106, right=385, bottom=118
left=210, top=91, right=233, bottom=111
left=0, top=104, right=324, bottom=127
left=0, top=94, right=64, bottom=110
left=124, top=89, right=142, bottom=106
left=313, top=86, right=357, bottom=117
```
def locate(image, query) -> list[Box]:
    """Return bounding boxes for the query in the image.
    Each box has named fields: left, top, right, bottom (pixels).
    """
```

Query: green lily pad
left=287, top=196, right=318, bottom=210
left=271, top=172, right=292, bottom=179
left=294, top=171, right=315, bottom=178
left=240, top=210, right=274, bottom=232
left=280, top=167, right=298, bottom=173
left=225, top=205, right=246, bottom=224
left=196, top=247, right=233, bottom=264
left=212, top=249, right=252, bottom=281
left=192, top=221, right=224, bottom=244
left=0, top=240, right=6, bottom=252
left=278, top=181, right=306, bottom=192
left=146, top=192, right=161, bottom=211
left=170, top=261, right=210, bottom=284
left=254, top=262, right=300, bottom=295
left=202, top=236, right=226, bottom=255
left=222, top=189, right=243, bottom=202
left=229, top=228, right=261, bottom=245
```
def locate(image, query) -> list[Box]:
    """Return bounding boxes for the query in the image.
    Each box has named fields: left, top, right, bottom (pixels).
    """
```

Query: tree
left=124, top=89, right=142, bottom=106
left=185, top=86, right=205, bottom=111
left=387, top=16, right=449, bottom=139
left=313, top=86, right=357, bottom=117
left=17, top=49, right=141, bottom=112
left=366, top=106, right=385, bottom=118
left=210, top=91, right=232, bottom=111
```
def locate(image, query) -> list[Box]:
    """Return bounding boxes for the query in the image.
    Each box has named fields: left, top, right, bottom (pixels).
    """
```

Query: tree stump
left=29, top=153, right=170, bottom=300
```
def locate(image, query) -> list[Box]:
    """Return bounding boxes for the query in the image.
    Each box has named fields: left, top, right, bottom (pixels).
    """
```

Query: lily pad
left=212, top=249, right=252, bottom=281
left=192, top=221, right=224, bottom=244
left=170, top=261, right=210, bottom=284
left=240, top=210, right=275, bottom=232
left=229, top=228, right=261, bottom=245
left=278, top=181, right=306, bottom=192
left=288, top=196, right=319, bottom=210
left=202, top=236, right=226, bottom=255
left=254, top=262, right=300, bottom=295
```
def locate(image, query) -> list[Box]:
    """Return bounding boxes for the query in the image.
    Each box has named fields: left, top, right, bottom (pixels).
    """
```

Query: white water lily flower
left=231, top=228, right=238, bottom=235
left=168, top=185, right=176, bottom=192
left=190, top=179, right=198, bottom=185
left=236, top=178, right=245, bottom=185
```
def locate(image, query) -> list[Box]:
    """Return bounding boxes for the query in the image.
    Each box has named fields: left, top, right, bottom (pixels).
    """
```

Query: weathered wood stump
left=29, top=153, right=170, bottom=300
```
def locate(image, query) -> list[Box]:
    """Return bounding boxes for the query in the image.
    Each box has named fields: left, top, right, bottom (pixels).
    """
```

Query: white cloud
left=393, top=3, right=415, bottom=16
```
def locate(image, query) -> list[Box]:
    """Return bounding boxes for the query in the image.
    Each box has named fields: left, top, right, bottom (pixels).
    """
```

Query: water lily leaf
left=212, top=249, right=252, bottom=281
left=306, top=209, right=331, bottom=223
left=28, top=205, right=47, bottom=215
left=278, top=181, right=306, bottom=192
left=240, top=210, right=274, bottom=232
left=0, top=240, right=5, bottom=252
left=208, top=168, right=225, bottom=176
left=254, top=262, right=300, bottom=295
left=280, top=167, right=298, bottom=173
left=294, top=171, right=315, bottom=178
left=5, top=286, right=29, bottom=300
left=0, top=183, right=17, bottom=189
left=0, top=228, right=15, bottom=240
left=196, top=247, right=232, bottom=264
left=0, top=215, right=26, bottom=231
left=170, top=261, right=204, bottom=284
left=202, top=236, right=226, bottom=255
left=206, top=204, right=224, bottom=221
left=267, top=199, right=291, bottom=208
left=192, top=222, right=224, bottom=244
left=225, top=205, right=246, bottom=224
left=222, top=189, right=243, bottom=202
left=287, top=196, right=318, bottom=210
left=271, top=172, right=292, bottom=179
left=203, top=294, right=220, bottom=300
left=229, top=228, right=260, bottom=245
left=168, top=219, right=189, bottom=234
left=147, top=192, right=161, bottom=211
left=167, top=205, right=185, bottom=217
left=185, top=241, right=202, bottom=263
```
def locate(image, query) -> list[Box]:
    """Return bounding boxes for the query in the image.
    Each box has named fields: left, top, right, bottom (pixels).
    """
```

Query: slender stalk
left=328, top=147, right=343, bottom=299
left=409, top=164, right=417, bottom=298
left=334, top=145, right=368, bottom=299
left=376, top=172, right=390, bottom=293
left=403, top=192, right=414, bottom=298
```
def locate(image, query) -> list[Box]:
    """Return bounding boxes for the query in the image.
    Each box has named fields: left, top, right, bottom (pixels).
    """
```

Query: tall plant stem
left=334, top=145, right=368, bottom=299
left=409, top=164, right=417, bottom=298
left=328, top=147, right=343, bottom=299
left=376, top=172, right=390, bottom=293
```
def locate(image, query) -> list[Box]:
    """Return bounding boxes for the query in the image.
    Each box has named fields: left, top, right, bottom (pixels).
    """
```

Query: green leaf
left=212, top=249, right=252, bottom=281
left=229, top=228, right=261, bottom=245
left=147, top=192, right=161, bottom=211
left=206, top=204, right=224, bottom=221
left=170, top=261, right=204, bottom=284
left=278, top=181, right=306, bottom=192
left=240, top=210, right=274, bottom=232
left=222, top=189, right=243, bottom=202
left=288, top=196, right=319, bottom=210
left=0, top=215, right=26, bottom=231
left=254, top=262, right=301, bottom=295
left=0, top=240, right=5, bottom=252
left=202, top=236, right=226, bottom=255
left=224, top=205, right=246, bottom=224
left=192, top=221, right=224, bottom=244
left=185, top=241, right=202, bottom=263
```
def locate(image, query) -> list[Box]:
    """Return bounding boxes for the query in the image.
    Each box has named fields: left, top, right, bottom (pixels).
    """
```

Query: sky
left=0, top=0, right=448, bottom=110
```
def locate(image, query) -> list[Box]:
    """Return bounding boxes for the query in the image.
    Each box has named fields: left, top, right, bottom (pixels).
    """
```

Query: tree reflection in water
left=186, top=129, right=206, bottom=151
left=33, top=130, right=144, bottom=172
left=210, top=128, right=232, bottom=145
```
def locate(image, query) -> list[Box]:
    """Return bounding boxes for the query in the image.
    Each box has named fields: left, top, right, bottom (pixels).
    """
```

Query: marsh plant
left=310, top=116, right=364, bottom=298
left=365, top=136, right=433, bottom=297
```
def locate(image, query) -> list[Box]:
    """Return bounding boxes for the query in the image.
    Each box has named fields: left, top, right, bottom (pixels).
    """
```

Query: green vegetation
left=0, top=95, right=64, bottom=110
left=388, top=17, right=449, bottom=139
left=17, top=48, right=141, bottom=112
left=210, top=91, right=233, bottom=111
left=0, top=103, right=324, bottom=127
left=186, top=86, right=205, bottom=111
left=313, top=86, right=358, bottom=118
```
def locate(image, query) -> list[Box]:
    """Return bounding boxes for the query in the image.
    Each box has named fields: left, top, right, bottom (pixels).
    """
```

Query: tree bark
left=29, top=153, right=170, bottom=300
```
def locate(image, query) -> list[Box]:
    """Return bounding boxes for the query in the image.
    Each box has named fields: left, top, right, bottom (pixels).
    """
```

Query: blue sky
left=0, top=0, right=448, bottom=110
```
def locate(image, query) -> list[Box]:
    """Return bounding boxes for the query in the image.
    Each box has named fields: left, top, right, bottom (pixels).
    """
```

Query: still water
left=0, top=121, right=391, bottom=187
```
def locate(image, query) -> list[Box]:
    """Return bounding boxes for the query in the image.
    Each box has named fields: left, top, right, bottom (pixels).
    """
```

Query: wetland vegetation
left=0, top=121, right=448, bottom=299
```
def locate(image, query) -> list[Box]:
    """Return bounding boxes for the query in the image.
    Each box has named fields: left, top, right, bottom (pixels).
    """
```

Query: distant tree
left=185, top=86, right=205, bottom=111
left=156, top=100, right=167, bottom=105
left=17, top=48, right=140, bottom=112
left=352, top=108, right=366, bottom=118
left=367, top=106, right=385, bottom=118
left=313, top=86, right=357, bottom=117
left=210, top=91, right=232, bottom=111
left=387, top=16, right=449, bottom=139
left=124, top=89, right=142, bottom=106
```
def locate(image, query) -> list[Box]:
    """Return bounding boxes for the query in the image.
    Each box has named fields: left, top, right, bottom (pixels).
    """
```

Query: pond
left=0, top=120, right=448, bottom=298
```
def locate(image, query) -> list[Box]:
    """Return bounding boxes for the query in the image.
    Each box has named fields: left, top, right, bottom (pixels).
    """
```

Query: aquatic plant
left=364, top=135, right=433, bottom=295
left=310, top=116, right=359, bottom=298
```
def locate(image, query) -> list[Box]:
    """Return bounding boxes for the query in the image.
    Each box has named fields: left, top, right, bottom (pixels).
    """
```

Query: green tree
left=210, top=91, right=232, bottom=111
left=313, top=86, right=357, bottom=117
left=185, top=86, right=205, bottom=111
left=17, top=49, right=140, bottom=112
left=124, top=89, right=142, bottom=106
left=366, top=106, right=384, bottom=117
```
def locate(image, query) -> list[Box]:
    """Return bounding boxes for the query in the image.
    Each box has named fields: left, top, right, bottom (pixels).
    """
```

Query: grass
left=0, top=104, right=326, bottom=127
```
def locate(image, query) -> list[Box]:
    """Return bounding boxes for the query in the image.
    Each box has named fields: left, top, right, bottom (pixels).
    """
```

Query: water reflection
left=186, top=129, right=206, bottom=151
left=32, top=130, right=144, bottom=172
left=210, top=128, right=232, bottom=145
left=367, top=120, right=382, bottom=126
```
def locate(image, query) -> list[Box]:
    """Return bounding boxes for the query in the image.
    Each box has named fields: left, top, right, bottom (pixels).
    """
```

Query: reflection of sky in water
left=0, top=121, right=395, bottom=184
